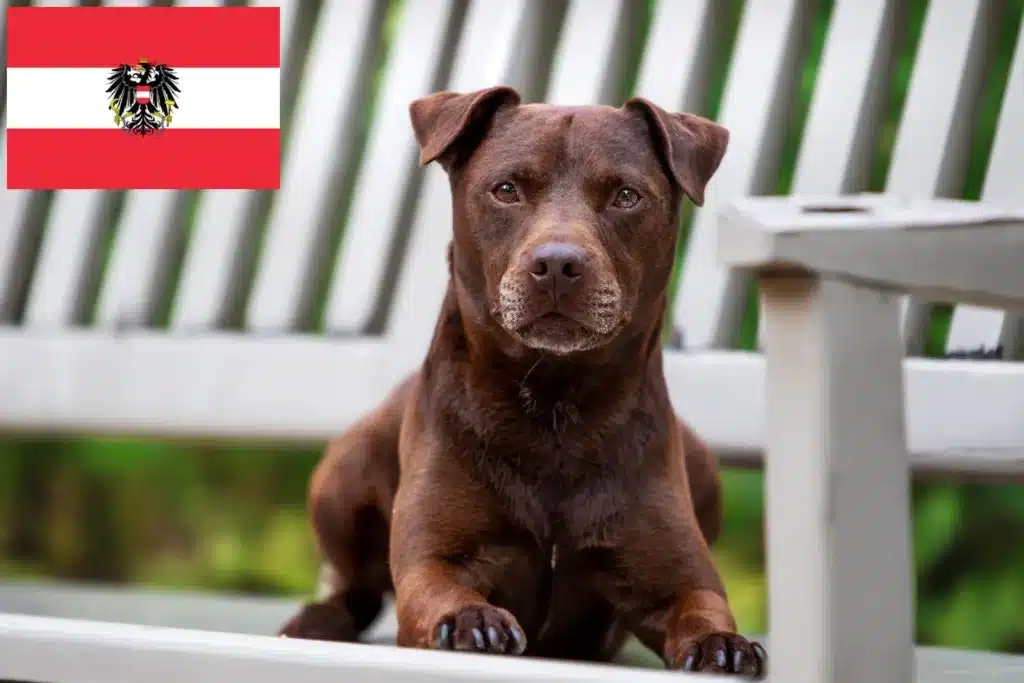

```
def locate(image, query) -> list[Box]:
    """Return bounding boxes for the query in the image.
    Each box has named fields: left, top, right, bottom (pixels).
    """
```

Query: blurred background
left=2, top=0, right=1024, bottom=659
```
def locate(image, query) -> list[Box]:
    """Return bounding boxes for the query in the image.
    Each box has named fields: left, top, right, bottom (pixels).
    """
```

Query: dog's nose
left=528, top=242, right=587, bottom=294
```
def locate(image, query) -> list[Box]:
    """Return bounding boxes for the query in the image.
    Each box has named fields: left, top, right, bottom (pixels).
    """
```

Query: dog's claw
left=430, top=605, right=526, bottom=655
left=471, top=627, right=486, bottom=651
left=732, top=648, right=745, bottom=673
left=434, top=622, right=453, bottom=649
left=670, top=633, right=766, bottom=679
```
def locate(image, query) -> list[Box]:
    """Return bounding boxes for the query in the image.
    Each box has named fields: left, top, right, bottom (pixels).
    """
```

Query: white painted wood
left=887, top=0, right=996, bottom=352
left=323, top=0, right=464, bottom=335
left=0, top=614, right=695, bottom=683
left=0, top=331, right=1021, bottom=476
left=632, top=0, right=720, bottom=116
left=946, top=29, right=1024, bottom=356
left=719, top=195, right=1024, bottom=313
left=672, top=0, right=815, bottom=349
left=389, top=0, right=553, bottom=346
left=754, top=0, right=902, bottom=344
left=245, top=0, right=382, bottom=333
left=791, top=0, right=902, bottom=195
left=22, top=192, right=112, bottom=327
left=92, top=191, right=187, bottom=329
left=172, top=0, right=303, bottom=332
left=0, top=580, right=302, bottom=637
left=761, top=276, right=913, bottom=683
left=0, top=137, right=44, bottom=323
left=5, top=581, right=1024, bottom=683
left=544, top=0, right=633, bottom=106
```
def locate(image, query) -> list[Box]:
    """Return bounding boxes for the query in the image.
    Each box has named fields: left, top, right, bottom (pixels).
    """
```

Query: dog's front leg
left=607, top=491, right=767, bottom=679
left=389, top=469, right=528, bottom=654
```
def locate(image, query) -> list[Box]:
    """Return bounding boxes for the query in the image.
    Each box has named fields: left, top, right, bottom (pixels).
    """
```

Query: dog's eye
left=491, top=182, right=520, bottom=204
left=612, top=187, right=641, bottom=209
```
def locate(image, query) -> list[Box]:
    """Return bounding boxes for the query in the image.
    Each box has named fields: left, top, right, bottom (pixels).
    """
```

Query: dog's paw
left=277, top=602, right=359, bottom=642
left=431, top=604, right=527, bottom=655
left=668, top=633, right=766, bottom=679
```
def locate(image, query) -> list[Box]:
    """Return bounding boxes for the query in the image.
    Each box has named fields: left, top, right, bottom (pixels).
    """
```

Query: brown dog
left=279, top=86, right=766, bottom=678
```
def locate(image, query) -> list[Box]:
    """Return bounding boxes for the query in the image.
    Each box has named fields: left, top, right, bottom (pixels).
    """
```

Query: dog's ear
left=624, top=98, right=729, bottom=206
left=409, top=86, right=521, bottom=169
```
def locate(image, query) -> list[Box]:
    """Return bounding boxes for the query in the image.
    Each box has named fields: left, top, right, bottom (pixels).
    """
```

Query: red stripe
left=6, top=7, right=279, bottom=68
left=7, top=129, right=280, bottom=190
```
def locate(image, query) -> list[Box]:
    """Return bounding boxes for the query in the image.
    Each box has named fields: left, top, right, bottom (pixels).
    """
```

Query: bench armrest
left=718, top=194, right=1024, bottom=312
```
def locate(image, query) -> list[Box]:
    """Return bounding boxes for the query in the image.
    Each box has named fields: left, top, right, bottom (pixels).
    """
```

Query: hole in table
left=800, top=205, right=870, bottom=214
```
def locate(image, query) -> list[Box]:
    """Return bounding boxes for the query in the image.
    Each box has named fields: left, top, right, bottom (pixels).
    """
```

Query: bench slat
left=886, top=0, right=997, bottom=353
left=171, top=1, right=304, bottom=332
left=0, top=166, right=44, bottom=323
left=754, top=0, right=904, bottom=344
left=389, top=0, right=557, bottom=346
left=545, top=0, right=634, bottom=106
left=946, top=28, right=1024, bottom=356
left=323, top=0, right=465, bottom=335
left=1, top=331, right=1020, bottom=477
left=671, top=0, right=815, bottom=349
left=3, top=586, right=1024, bottom=683
left=23, top=192, right=113, bottom=327
left=0, top=613, right=683, bottom=683
left=93, top=190, right=188, bottom=329
left=633, top=0, right=721, bottom=116
left=245, top=0, right=384, bottom=333
left=791, top=0, right=903, bottom=195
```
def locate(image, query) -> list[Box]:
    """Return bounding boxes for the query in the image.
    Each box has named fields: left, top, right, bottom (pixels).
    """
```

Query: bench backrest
left=1, top=0, right=1022, bottom=426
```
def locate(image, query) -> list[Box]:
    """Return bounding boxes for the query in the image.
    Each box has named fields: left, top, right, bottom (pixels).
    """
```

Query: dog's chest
left=476, top=422, right=637, bottom=550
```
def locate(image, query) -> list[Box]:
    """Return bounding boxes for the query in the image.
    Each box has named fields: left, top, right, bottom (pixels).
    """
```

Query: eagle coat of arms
left=106, top=58, right=181, bottom=135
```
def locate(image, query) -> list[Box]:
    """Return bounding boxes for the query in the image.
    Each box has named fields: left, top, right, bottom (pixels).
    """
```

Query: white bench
left=2, top=0, right=1023, bottom=681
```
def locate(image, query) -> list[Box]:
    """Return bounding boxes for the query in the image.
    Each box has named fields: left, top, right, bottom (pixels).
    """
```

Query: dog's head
left=409, top=86, right=728, bottom=355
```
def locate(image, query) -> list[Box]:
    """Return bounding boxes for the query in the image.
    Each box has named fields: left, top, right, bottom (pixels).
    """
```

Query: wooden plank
left=0, top=581, right=300, bottom=638
left=245, top=0, right=383, bottom=333
left=7, top=581, right=1024, bottom=682
left=544, top=0, right=634, bottom=106
left=92, top=190, right=188, bottom=329
left=0, top=135, right=47, bottom=324
left=0, top=331, right=1021, bottom=476
left=322, top=0, right=465, bottom=335
left=887, top=0, right=996, bottom=352
left=671, top=0, right=816, bottom=350
left=0, top=614, right=693, bottom=683
left=388, top=0, right=558, bottom=347
left=754, top=0, right=903, bottom=345
left=22, top=192, right=114, bottom=328
left=719, top=196, right=1024, bottom=314
left=171, top=0, right=305, bottom=332
left=632, top=0, right=721, bottom=115
left=761, top=276, right=913, bottom=683
left=946, top=27, right=1024, bottom=356
left=790, top=0, right=903, bottom=195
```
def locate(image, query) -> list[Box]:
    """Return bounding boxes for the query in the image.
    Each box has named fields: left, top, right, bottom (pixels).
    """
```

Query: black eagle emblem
left=106, top=58, right=180, bottom=136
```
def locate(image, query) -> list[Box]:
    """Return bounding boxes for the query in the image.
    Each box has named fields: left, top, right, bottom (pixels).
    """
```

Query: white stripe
left=5, top=67, right=280, bottom=130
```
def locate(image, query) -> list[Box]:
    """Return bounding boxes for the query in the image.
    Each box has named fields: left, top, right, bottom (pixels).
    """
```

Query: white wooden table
left=718, top=194, right=1024, bottom=683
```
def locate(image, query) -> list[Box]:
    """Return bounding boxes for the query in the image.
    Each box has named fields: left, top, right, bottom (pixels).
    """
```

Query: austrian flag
left=5, top=6, right=281, bottom=190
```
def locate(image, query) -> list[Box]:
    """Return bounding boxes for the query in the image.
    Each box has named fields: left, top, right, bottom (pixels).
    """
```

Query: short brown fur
left=279, top=86, right=765, bottom=678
